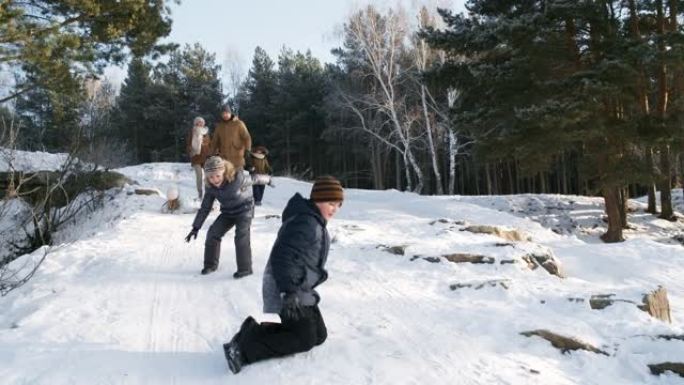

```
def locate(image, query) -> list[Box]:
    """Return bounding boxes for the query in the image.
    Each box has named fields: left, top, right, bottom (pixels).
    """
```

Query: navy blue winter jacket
left=192, top=171, right=253, bottom=229
left=262, top=193, right=330, bottom=313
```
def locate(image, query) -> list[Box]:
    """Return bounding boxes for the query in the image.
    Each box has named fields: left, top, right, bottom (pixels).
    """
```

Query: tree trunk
left=507, top=161, right=515, bottom=194
left=420, top=86, right=443, bottom=194
left=620, top=187, right=629, bottom=229
left=485, top=163, right=492, bottom=195
left=601, top=186, right=625, bottom=243
left=285, top=127, right=292, bottom=174
left=658, top=146, right=675, bottom=220
left=448, top=129, right=457, bottom=195
left=515, top=160, right=522, bottom=194
left=474, top=162, right=480, bottom=195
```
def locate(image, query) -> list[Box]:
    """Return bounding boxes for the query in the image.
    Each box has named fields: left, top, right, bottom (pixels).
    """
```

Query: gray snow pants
left=204, top=213, right=252, bottom=273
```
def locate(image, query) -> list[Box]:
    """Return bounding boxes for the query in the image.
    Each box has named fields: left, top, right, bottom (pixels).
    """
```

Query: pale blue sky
left=105, top=0, right=466, bottom=88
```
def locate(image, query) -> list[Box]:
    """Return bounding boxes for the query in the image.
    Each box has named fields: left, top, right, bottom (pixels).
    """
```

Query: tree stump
left=638, top=287, right=671, bottom=323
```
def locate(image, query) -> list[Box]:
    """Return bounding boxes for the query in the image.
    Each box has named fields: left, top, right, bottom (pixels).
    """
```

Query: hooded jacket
left=210, top=116, right=251, bottom=169
left=262, top=193, right=330, bottom=314
left=192, top=171, right=253, bottom=229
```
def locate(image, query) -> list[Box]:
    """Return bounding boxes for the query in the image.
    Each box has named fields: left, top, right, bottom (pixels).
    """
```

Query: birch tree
left=344, top=6, right=425, bottom=193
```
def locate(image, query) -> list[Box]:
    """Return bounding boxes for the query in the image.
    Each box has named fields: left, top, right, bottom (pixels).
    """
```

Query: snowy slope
left=1, top=160, right=683, bottom=385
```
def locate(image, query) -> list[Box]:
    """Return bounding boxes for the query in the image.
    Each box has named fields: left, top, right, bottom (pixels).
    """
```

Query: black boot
left=201, top=266, right=217, bottom=275
left=223, top=340, right=244, bottom=374
left=233, top=270, right=252, bottom=279
left=230, top=316, right=258, bottom=345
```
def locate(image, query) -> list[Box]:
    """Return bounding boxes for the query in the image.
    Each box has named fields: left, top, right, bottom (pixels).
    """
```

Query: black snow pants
left=204, top=212, right=252, bottom=273
left=238, top=305, right=327, bottom=365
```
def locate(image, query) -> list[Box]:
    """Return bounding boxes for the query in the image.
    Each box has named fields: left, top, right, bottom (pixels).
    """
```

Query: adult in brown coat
left=186, top=116, right=212, bottom=199
left=211, top=105, right=252, bottom=169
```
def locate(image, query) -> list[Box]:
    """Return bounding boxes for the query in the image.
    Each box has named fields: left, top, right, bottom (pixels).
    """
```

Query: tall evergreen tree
left=236, top=47, right=277, bottom=155
left=271, top=49, right=327, bottom=175
left=423, top=0, right=684, bottom=242
left=0, top=0, right=174, bottom=103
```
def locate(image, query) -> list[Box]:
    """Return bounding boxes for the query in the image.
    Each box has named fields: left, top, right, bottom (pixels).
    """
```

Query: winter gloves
left=280, top=292, right=303, bottom=321
left=185, top=227, right=199, bottom=242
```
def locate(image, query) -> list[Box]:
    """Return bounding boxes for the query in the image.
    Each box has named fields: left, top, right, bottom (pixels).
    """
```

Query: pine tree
left=237, top=47, right=277, bottom=156
left=0, top=0, right=174, bottom=103
left=423, top=0, right=679, bottom=242
left=113, top=58, right=153, bottom=162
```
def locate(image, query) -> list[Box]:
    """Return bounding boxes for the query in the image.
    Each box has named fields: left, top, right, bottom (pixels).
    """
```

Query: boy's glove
left=185, top=227, right=199, bottom=242
left=280, top=292, right=303, bottom=321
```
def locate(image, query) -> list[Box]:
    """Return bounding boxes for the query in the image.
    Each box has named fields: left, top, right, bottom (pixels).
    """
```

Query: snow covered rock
left=463, top=224, right=531, bottom=242
left=648, top=362, right=684, bottom=377
left=520, top=329, right=608, bottom=356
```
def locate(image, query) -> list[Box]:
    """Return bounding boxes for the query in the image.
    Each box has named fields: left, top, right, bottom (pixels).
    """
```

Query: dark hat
left=222, top=104, right=232, bottom=114
left=310, top=176, right=344, bottom=204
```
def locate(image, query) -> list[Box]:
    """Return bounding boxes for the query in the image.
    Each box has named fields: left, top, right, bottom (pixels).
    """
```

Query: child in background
left=185, top=156, right=254, bottom=278
left=248, top=146, right=273, bottom=206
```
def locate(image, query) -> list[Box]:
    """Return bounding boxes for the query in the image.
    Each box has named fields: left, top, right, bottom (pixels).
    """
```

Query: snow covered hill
left=1, top=160, right=684, bottom=385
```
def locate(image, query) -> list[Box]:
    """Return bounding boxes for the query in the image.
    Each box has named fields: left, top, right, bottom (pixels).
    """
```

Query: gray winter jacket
left=192, top=171, right=253, bottom=229
left=262, top=193, right=330, bottom=314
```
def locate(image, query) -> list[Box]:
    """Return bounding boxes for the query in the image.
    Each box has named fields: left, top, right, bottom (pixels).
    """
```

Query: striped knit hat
left=204, top=156, right=225, bottom=176
left=310, top=176, right=344, bottom=204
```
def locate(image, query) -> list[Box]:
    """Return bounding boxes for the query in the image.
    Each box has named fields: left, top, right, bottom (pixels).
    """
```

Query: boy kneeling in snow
left=223, top=176, right=344, bottom=374
left=185, top=156, right=254, bottom=278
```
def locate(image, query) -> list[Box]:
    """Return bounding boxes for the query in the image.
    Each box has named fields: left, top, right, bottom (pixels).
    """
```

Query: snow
left=0, top=148, right=70, bottom=172
left=1, top=153, right=684, bottom=384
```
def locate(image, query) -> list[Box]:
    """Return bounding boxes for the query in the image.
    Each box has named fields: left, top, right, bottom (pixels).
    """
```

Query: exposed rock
left=450, top=279, right=510, bottom=290
left=588, top=287, right=670, bottom=323
left=656, top=334, right=684, bottom=341
left=2, top=170, right=132, bottom=205
left=649, top=362, right=684, bottom=377
left=341, top=224, right=364, bottom=232
left=500, top=259, right=517, bottom=265
left=494, top=242, right=515, bottom=247
left=134, top=188, right=160, bottom=196
left=673, top=234, right=684, bottom=246
left=430, top=218, right=466, bottom=226
left=410, top=255, right=442, bottom=263
left=264, top=214, right=281, bottom=220
left=463, top=225, right=531, bottom=242
left=520, top=329, right=608, bottom=356
left=443, top=253, right=495, bottom=264
left=588, top=294, right=636, bottom=310
left=522, top=252, right=564, bottom=277
left=377, top=244, right=408, bottom=255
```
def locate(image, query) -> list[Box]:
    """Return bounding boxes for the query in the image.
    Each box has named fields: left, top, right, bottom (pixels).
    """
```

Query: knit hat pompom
left=204, top=156, right=226, bottom=176
left=310, top=176, right=344, bottom=204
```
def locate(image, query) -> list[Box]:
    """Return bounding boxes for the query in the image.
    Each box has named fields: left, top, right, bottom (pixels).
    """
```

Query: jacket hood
left=282, top=193, right=325, bottom=226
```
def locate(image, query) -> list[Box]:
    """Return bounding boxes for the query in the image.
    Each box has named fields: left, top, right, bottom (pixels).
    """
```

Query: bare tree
left=345, top=5, right=425, bottom=193
left=413, top=6, right=444, bottom=194
left=223, top=47, right=246, bottom=110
